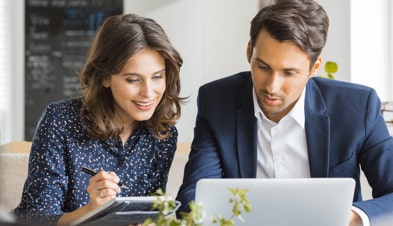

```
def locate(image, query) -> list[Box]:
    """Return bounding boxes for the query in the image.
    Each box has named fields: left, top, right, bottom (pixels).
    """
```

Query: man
left=176, top=0, right=393, bottom=225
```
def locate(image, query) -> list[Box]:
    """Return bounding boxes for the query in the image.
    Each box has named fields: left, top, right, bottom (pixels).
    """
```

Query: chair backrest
left=0, top=141, right=32, bottom=153
left=166, top=142, right=191, bottom=198
left=0, top=141, right=32, bottom=211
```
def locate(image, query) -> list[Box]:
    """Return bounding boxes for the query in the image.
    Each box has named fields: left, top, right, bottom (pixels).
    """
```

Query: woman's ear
left=246, top=40, right=252, bottom=63
left=102, top=77, right=110, bottom=88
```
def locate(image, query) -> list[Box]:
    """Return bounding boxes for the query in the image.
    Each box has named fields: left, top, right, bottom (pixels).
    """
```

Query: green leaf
left=144, top=187, right=252, bottom=226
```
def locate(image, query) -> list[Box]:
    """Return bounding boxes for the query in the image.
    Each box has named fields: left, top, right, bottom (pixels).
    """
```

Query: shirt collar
left=252, top=87, right=305, bottom=128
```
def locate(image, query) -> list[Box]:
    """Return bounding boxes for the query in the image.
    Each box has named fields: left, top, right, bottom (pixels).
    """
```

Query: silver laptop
left=195, top=178, right=355, bottom=226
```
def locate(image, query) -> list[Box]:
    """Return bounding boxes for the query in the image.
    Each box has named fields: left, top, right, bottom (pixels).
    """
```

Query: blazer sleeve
left=352, top=88, right=393, bottom=224
left=175, top=85, right=224, bottom=214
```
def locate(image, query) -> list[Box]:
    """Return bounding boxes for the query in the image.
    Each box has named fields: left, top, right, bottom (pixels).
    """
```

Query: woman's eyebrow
left=121, top=68, right=165, bottom=77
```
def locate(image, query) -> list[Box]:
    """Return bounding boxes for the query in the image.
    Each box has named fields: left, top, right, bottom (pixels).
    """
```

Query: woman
left=12, top=13, right=184, bottom=225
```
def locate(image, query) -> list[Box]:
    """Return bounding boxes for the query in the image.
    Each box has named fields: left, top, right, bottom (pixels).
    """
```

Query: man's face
left=247, top=30, right=321, bottom=122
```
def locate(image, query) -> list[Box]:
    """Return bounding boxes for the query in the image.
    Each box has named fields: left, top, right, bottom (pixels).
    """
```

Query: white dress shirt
left=254, top=88, right=309, bottom=178
left=252, top=87, right=370, bottom=225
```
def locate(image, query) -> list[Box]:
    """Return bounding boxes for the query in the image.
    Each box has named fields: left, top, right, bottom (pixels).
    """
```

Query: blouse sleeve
left=12, top=103, right=70, bottom=225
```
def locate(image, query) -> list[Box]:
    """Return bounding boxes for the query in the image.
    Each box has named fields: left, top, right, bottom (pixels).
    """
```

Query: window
left=0, top=0, right=11, bottom=144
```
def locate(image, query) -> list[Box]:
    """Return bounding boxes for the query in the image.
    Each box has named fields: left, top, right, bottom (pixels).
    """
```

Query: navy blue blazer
left=176, top=71, right=393, bottom=223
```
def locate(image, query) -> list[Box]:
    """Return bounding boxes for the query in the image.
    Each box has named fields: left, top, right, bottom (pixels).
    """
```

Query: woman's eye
left=126, top=78, right=140, bottom=83
left=152, top=75, right=163, bottom=80
left=152, top=72, right=165, bottom=80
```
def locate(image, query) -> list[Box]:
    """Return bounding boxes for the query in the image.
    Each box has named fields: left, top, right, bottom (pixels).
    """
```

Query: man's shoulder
left=308, top=77, right=373, bottom=95
left=196, top=72, right=253, bottom=112
left=307, top=77, right=377, bottom=110
left=200, top=71, right=252, bottom=91
left=309, top=77, right=372, bottom=92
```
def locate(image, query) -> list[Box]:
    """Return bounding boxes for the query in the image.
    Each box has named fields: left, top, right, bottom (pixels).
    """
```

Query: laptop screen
left=195, top=178, right=355, bottom=226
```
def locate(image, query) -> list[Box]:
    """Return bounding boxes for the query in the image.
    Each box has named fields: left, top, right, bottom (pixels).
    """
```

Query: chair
left=0, top=141, right=31, bottom=212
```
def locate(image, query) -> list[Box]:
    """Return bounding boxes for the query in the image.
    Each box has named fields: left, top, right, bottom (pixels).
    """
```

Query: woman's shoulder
left=38, top=97, right=83, bottom=126
left=32, top=97, right=86, bottom=144
left=46, top=97, right=82, bottom=108
left=161, top=126, right=178, bottom=142
left=44, top=97, right=83, bottom=115
left=157, top=126, right=178, bottom=153
left=137, top=126, right=178, bottom=145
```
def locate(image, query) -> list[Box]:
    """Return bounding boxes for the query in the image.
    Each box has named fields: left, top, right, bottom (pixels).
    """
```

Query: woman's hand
left=87, top=170, right=121, bottom=209
left=57, top=170, right=122, bottom=225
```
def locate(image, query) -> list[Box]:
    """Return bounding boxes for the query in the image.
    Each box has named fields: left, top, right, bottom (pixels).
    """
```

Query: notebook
left=70, top=196, right=180, bottom=226
left=195, top=178, right=355, bottom=226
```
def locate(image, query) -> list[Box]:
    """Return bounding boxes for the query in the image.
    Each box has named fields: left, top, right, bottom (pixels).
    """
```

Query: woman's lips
left=134, top=100, right=154, bottom=110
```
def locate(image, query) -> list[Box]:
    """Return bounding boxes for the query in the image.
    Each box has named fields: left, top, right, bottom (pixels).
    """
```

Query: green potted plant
left=143, top=188, right=252, bottom=226
left=320, top=61, right=338, bottom=79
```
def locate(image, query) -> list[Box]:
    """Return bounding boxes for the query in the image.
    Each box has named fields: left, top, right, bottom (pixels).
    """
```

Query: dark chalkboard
left=25, top=0, right=123, bottom=140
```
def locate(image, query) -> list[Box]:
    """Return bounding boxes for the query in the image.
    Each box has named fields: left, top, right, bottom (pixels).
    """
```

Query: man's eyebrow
left=255, top=57, right=299, bottom=71
left=255, top=58, right=271, bottom=68
left=255, top=57, right=267, bottom=65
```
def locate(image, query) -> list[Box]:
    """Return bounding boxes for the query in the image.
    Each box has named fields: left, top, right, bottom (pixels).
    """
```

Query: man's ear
left=310, top=56, right=323, bottom=77
left=246, top=40, right=252, bottom=63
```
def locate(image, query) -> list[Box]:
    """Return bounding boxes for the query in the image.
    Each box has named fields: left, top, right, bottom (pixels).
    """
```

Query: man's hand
left=349, top=210, right=363, bottom=226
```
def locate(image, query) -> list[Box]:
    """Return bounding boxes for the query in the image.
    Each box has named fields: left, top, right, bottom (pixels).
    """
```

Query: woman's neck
left=119, top=123, right=135, bottom=145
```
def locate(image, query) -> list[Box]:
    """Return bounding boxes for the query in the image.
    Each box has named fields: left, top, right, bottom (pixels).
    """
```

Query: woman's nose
left=140, top=81, right=153, bottom=97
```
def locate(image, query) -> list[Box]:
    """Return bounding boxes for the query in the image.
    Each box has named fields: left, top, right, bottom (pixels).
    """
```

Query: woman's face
left=103, top=48, right=166, bottom=124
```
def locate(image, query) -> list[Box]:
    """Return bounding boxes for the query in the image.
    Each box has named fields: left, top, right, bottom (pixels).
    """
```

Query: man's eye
left=284, top=71, right=296, bottom=76
left=258, top=65, right=268, bottom=70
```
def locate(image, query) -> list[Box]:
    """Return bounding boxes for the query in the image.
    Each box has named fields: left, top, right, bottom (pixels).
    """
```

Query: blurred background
left=0, top=0, right=392, bottom=144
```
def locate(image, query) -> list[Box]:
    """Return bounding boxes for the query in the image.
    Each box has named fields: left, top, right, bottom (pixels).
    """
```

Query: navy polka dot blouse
left=12, top=98, right=177, bottom=225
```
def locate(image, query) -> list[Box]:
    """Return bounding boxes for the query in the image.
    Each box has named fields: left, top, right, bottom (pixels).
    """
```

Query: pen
left=81, top=166, right=129, bottom=189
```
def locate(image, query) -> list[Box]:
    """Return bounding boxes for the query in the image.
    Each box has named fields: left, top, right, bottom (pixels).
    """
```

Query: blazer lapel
left=236, top=75, right=258, bottom=178
left=305, top=113, right=330, bottom=177
left=233, top=76, right=331, bottom=178
left=305, top=79, right=330, bottom=177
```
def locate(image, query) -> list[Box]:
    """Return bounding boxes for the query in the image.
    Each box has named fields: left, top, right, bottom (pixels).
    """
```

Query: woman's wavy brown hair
left=79, top=14, right=185, bottom=140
